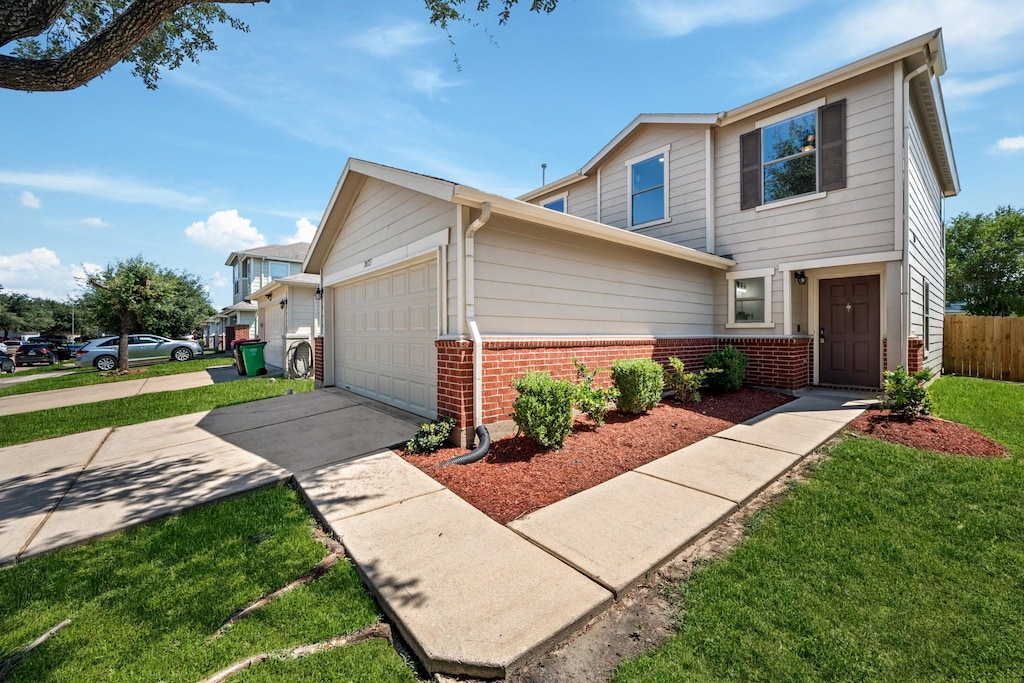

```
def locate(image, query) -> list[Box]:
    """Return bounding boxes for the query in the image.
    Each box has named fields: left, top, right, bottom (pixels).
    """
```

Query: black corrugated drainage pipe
left=440, top=425, right=491, bottom=466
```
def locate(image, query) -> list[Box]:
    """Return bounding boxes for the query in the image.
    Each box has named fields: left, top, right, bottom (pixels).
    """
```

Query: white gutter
left=465, top=202, right=492, bottom=432
left=900, top=52, right=937, bottom=366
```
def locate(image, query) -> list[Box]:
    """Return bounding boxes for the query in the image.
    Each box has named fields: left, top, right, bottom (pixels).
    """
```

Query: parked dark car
left=15, top=343, right=58, bottom=366
left=0, top=350, right=14, bottom=374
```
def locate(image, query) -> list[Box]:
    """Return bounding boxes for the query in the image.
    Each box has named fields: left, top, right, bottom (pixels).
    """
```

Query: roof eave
left=719, top=28, right=945, bottom=126
left=517, top=171, right=587, bottom=202
left=453, top=187, right=734, bottom=270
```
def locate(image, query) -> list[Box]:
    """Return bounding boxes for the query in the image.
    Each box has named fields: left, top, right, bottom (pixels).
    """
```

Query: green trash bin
left=239, top=341, right=268, bottom=377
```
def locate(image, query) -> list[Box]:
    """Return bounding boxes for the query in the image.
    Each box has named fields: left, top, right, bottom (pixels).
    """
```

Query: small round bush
left=703, top=345, right=748, bottom=392
left=611, top=358, right=665, bottom=414
left=511, top=371, right=577, bottom=449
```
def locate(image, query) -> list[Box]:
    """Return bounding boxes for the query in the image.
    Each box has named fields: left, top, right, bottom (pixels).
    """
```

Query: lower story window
left=726, top=268, right=775, bottom=328
left=734, top=278, right=765, bottom=322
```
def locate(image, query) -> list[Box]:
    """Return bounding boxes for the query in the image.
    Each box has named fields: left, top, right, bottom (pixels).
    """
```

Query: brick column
left=436, top=339, right=475, bottom=446
left=313, top=336, right=324, bottom=387
left=907, top=336, right=925, bottom=373
left=232, top=325, right=250, bottom=342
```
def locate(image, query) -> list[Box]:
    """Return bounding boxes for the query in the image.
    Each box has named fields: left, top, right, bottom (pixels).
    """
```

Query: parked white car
left=74, top=335, right=204, bottom=371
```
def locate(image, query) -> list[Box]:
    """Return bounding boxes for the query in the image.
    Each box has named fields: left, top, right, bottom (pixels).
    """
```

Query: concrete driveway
left=0, top=388, right=422, bottom=564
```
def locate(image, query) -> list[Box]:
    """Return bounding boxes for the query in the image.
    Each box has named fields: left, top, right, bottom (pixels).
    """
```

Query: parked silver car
left=75, top=335, right=204, bottom=371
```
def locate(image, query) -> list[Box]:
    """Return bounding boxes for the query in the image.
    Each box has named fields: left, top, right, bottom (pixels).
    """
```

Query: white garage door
left=333, top=258, right=438, bottom=418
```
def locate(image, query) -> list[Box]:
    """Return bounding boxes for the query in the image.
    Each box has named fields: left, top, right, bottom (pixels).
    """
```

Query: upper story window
left=241, top=259, right=250, bottom=278
left=741, top=99, right=846, bottom=210
left=269, top=261, right=290, bottom=279
left=625, top=145, right=670, bottom=228
left=542, top=194, right=567, bottom=212
left=763, top=111, right=817, bottom=203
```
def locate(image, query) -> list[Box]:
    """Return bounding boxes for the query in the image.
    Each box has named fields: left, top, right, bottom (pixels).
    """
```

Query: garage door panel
left=333, top=259, right=438, bottom=419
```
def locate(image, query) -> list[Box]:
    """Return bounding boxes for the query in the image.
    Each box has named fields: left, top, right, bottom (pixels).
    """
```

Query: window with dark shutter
left=818, top=99, right=846, bottom=191
left=740, top=130, right=761, bottom=210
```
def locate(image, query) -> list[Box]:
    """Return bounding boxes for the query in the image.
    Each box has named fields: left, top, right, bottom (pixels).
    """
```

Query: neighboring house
left=250, top=273, right=320, bottom=371
left=303, top=30, right=957, bottom=445
left=218, top=243, right=311, bottom=344
left=226, top=243, right=310, bottom=305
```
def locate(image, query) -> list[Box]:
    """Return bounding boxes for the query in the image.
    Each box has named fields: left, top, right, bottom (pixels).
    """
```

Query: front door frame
left=809, top=264, right=887, bottom=387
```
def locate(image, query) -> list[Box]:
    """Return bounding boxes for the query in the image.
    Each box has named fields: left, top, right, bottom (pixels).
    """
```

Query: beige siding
left=288, top=288, right=316, bottom=338
left=713, top=67, right=897, bottom=335
left=906, top=98, right=945, bottom=374
left=258, top=301, right=286, bottom=368
left=534, top=125, right=710, bottom=252
left=474, top=215, right=715, bottom=336
left=715, top=67, right=897, bottom=271
left=321, top=178, right=456, bottom=276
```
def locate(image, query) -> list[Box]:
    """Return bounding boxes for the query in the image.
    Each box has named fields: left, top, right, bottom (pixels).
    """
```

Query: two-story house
left=203, top=243, right=310, bottom=350
left=302, top=30, right=957, bottom=445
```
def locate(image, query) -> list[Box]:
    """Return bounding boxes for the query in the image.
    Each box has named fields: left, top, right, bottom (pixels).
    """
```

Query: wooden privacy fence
left=944, top=315, right=1024, bottom=382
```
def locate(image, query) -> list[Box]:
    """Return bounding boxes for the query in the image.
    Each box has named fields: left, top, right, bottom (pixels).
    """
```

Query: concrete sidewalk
left=0, top=387, right=870, bottom=679
left=0, top=364, right=244, bottom=417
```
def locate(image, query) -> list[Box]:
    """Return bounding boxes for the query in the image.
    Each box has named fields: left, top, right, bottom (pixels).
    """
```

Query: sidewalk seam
left=15, top=428, right=114, bottom=561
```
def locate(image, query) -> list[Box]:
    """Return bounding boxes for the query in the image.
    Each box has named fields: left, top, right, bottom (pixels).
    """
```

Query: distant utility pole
left=541, top=163, right=547, bottom=186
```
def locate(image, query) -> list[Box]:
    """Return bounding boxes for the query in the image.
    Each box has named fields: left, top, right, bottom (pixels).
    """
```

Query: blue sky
left=2, top=0, right=1023, bottom=308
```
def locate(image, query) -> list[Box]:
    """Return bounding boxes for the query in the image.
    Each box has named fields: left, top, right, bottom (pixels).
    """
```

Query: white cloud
left=408, top=68, right=462, bottom=97
left=942, top=73, right=1018, bottom=100
left=0, top=170, right=204, bottom=209
left=209, top=271, right=229, bottom=288
left=283, top=217, right=317, bottom=244
left=993, top=135, right=1024, bottom=152
left=81, top=217, right=107, bottom=227
left=630, top=0, right=808, bottom=36
left=19, top=190, right=41, bottom=208
left=184, top=210, right=266, bottom=251
left=348, top=22, right=437, bottom=57
left=0, top=248, right=93, bottom=300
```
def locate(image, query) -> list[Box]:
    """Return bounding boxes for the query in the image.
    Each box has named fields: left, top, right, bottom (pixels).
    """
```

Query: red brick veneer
left=313, top=336, right=324, bottom=385
left=435, top=336, right=813, bottom=429
left=907, top=336, right=925, bottom=373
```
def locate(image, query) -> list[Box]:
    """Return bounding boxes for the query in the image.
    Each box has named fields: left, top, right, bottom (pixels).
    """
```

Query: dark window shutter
left=818, top=99, right=846, bottom=192
left=740, top=129, right=761, bottom=210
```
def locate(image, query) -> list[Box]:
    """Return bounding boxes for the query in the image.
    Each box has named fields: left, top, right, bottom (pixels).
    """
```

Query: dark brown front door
left=818, top=275, right=880, bottom=388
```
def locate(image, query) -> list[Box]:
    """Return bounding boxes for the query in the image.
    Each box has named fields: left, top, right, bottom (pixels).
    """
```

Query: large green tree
left=946, top=206, right=1024, bottom=317
left=0, top=0, right=558, bottom=92
left=83, top=256, right=212, bottom=371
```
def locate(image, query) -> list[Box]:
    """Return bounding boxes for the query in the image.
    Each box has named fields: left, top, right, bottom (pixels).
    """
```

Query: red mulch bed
left=402, top=388, right=793, bottom=524
left=850, top=410, right=1008, bottom=458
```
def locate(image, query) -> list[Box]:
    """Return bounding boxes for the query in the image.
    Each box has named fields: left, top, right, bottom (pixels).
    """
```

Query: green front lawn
left=0, top=355, right=234, bottom=399
left=0, top=485, right=417, bottom=682
left=616, top=376, right=1024, bottom=682
left=0, top=378, right=313, bottom=448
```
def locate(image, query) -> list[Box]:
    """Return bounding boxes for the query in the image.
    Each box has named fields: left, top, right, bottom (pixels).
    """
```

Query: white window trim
left=726, top=267, right=775, bottom=329
left=625, top=144, right=671, bottom=229
left=755, top=97, right=826, bottom=129
left=754, top=191, right=827, bottom=212
left=540, top=192, right=568, bottom=212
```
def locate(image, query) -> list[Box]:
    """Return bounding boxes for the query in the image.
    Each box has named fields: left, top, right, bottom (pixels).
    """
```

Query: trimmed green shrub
left=511, top=371, right=577, bottom=449
left=405, top=416, right=457, bottom=454
left=572, top=358, right=620, bottom=426
left=664, top=357, right=721, bottom=404
left=611, top=358, right=665, bottom=414
left=703, top=345, right=748, bottom=392
left=880, top=365, right=933, bottom=419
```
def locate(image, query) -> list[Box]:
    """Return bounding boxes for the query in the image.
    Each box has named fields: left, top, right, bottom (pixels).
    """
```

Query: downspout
left=901, top=52, right=937, bottom=366
left=465, top=202, right=492, bottom=442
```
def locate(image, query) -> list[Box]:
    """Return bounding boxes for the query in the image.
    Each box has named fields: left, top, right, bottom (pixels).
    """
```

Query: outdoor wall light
left=279, top=298, right=288, bottom=309
left=265, top=293, right=272, bottom=301
left=314, top=287, right=324, bottom=300
left=794, top=271, right=808, bottom=285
